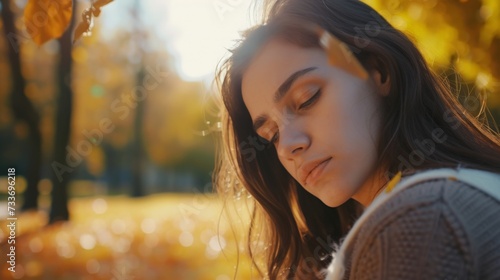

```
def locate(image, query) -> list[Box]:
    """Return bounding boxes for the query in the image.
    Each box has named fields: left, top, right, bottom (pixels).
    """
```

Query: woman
left=215, top=0, right=500, bottom=279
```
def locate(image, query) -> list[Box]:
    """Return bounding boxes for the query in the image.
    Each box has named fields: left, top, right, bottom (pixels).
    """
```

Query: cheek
left=308, top=92, right=350, bottom=143
left=315, top=84, right=381, bottom=180
left=325, top=84, right=380, bottom=144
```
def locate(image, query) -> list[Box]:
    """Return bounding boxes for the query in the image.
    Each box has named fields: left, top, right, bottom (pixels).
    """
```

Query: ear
left=365, top=57, right=390, bottom=97
left=371, top=68, right=390, bottom=97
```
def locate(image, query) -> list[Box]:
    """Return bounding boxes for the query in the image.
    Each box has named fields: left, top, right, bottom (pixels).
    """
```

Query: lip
left=298, top=157, right=332, bottom=186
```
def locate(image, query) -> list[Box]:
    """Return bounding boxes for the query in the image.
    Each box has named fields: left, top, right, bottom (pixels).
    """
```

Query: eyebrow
left=252, top=67, right=317, bottom=132
left=274, top=67, right=317, bottom=103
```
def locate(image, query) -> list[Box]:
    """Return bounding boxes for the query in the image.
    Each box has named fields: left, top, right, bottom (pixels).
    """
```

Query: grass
left=0, top=193, right=260, bottom=280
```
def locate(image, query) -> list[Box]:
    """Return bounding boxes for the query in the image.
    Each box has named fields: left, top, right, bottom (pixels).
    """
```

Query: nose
left=276, top=123, right=310, bottom=160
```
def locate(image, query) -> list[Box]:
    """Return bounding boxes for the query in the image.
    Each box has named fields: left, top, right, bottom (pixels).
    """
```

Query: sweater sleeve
left=346, top=179, right=500, bottom=280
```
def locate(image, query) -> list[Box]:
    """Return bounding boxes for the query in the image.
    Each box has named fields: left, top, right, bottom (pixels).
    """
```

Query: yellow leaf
left=23, top=0, right=73, bottom=46
left=72, top=21, right=90, bottom=44
left=94, top=0, right=114, bottom=11
left=319, top=30, right=369, bottom=80
left=385, top=171, right=402, bottom=193
left=72, top=9, right=92, bottom=44
left=72, top=0, right=114, bottom=44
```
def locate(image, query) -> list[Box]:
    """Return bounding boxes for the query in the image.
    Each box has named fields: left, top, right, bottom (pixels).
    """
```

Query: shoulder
left=356, top=177, right=500, bottom=241
left=348, top=176, right=500, bottom=279
left=354, top=176, right=500, bottom=246
left=371, top=176, right=500, bottom=222
left=367, top=171, right=500, bottom=227
left=361, top=167, right=500, bottom=229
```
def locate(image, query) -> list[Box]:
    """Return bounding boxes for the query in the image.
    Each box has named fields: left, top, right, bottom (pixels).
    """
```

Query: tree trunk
left=0, top=0, right=42, bottom=211
left=49, top=0, right=76, bottom=223
left=130, top=0, right=146, bottom=197
left=131, top=68, right=145, bottom=197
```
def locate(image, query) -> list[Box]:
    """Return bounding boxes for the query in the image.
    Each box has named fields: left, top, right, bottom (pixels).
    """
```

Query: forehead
left=241, top=39, right=326, bottom=117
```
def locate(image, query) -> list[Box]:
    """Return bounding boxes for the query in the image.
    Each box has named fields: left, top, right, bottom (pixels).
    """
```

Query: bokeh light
left=0, top=0, right=498, bottom=279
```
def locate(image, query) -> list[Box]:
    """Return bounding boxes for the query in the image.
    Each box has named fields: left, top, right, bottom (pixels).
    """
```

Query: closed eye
left=269, top=131, right=279, bottom=145
left=257, top=132, right=278, bottom=147
left=298, top=89, right=321, bottom=110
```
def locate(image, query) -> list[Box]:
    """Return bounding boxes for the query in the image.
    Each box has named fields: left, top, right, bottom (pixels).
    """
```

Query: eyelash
left=269, top=131, right=279, bottom=145
left=298, top=89, right=321, bottom=110
left=265, top=88, right=322, bottom=146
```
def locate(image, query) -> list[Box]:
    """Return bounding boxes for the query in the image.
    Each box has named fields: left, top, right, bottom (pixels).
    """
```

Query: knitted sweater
left=325, top=169, right=500, bottom=280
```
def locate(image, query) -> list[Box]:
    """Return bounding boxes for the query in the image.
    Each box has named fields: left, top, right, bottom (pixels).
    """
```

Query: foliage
left=23, top=0, right=72, bottom=45
left=73, top=0, right=113, bottom=43
left=0, top=194, right=258, bottom=279
left=366, top=0, right=500, bottom=109
left=22, top=0, right=113, bottom=45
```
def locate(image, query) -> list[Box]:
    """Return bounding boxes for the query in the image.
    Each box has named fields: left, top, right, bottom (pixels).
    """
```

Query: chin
left=321, top=198, right=346, bottom=208
left=301, top=178, right=353, bottom=207
left=318, top=192, right=349, bottom=208
left=306, top=174, right=354, bottom=207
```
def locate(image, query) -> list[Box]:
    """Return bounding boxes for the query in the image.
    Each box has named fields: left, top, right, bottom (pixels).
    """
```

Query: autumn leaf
left=319, top=30, right=369, bottom=80
left=73, top=8, right=92, bottom=44
left=385, top=171, right=402, bottom=193
left=93, top=0, right=114, bottom=16
left=23, top=0, right=73, bottom=46
left=73, top=0, right=114, bottom=44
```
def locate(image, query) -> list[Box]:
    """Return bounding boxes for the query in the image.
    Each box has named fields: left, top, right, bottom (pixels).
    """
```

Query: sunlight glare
left=164, top=0, right=254, bottom=81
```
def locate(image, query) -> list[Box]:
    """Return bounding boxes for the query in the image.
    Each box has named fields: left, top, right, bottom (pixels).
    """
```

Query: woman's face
left=241, top=39, right=387, bottom=207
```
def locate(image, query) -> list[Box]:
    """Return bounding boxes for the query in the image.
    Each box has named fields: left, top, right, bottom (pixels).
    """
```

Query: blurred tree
left=49, top=0, right=76, bottom=223
left=130, top=0, right=146, bottom=197
left=0, top=0, right=42, bottom=211
left=131, top=68, right=146, bottom=197
left=367, top=0, right=500, bottom=125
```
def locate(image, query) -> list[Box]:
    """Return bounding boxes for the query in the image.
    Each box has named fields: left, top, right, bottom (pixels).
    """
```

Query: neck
left=352, top=168, right=390, bottom=207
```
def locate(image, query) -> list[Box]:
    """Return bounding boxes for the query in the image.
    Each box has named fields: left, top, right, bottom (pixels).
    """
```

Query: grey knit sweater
left=340, top=178, right=500, bottom=280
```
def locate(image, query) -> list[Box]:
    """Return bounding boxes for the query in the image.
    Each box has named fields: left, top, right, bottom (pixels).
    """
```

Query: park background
left=0, top=0, right=499, bottom=279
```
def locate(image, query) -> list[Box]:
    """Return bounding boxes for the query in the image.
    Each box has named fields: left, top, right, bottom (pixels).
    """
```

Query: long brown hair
left=215, top=0, right=500, bottom=279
